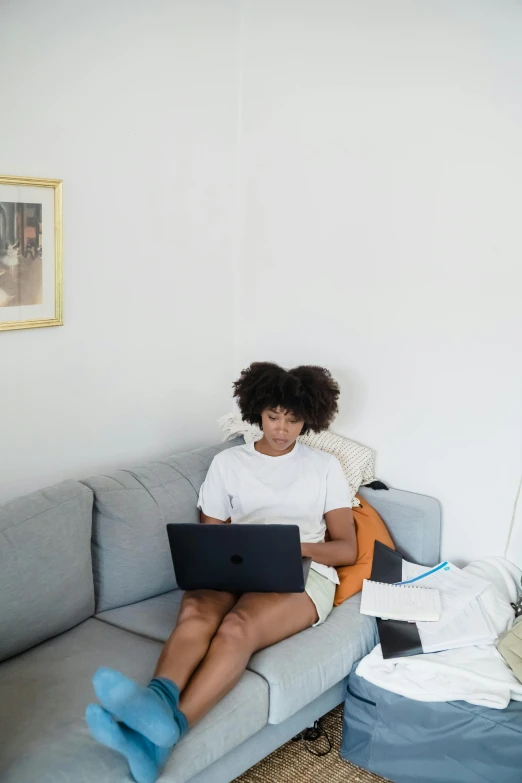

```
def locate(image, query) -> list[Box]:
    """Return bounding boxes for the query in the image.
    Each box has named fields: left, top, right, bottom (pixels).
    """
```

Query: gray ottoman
left=341, top=670, right=522, bottom=783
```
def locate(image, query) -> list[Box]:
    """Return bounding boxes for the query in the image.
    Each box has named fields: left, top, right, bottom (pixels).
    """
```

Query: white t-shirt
left=197, top=441, right=352, bottom=583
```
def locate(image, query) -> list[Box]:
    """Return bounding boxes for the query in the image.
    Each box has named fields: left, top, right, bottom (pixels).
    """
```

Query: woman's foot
left=86, top=704, right=170, bottom=783
left=86, top=668, right=189, bottom=783
left=91, top=667, right=187, bottom=747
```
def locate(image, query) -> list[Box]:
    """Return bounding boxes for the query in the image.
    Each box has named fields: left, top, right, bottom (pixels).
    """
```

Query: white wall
left=0, top=0, right=240, bottom=502
left=2, top=0, right=520, bottom=566
left=236, top=0, right=522, bottom=563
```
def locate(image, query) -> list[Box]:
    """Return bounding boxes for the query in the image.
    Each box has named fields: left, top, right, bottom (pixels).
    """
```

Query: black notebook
left=370, top=541, right=424, bottom=659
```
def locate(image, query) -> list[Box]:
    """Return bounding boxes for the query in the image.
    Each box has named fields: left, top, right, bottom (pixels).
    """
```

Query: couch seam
left=93, top=616, right=169, bottom=644
left=78, top=479, right=194, bottom=496
left=122, top=471, right=166, bottom=515
left=0, top=488, right=92, bottom=533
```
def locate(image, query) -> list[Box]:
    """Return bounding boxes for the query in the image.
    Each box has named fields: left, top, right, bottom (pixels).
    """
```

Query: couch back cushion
left=0, top=480, right=94, bottom=662
left=82, top=439, right=241, bottom=613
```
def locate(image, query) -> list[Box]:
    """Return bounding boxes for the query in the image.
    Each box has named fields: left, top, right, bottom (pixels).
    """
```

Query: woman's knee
left=214, top=610, right=257, bottom=650
left=176, top=592, right=231, bottom=635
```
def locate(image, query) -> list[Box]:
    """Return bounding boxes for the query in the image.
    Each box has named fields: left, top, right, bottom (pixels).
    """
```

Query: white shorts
left=305, top=568, right=336, bottom=626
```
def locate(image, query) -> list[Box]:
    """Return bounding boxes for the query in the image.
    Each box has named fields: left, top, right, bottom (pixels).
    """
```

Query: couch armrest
left=358, top=486, right=441, bottom=567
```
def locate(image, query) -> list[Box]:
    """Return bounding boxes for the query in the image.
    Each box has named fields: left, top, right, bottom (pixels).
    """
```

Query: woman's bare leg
left=179, top=591, right=318, bottom=726
left=154, top=589, right=238, bottom=690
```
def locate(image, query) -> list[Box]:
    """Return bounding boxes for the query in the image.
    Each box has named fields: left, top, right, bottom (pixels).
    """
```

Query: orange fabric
left=334, top=493, right=395, bottom=606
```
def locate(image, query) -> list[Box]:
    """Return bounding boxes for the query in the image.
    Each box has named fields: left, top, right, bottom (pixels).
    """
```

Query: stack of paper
left=396, top=560, right=497, bottom=653
left=418, top=596, right=497, bottom=653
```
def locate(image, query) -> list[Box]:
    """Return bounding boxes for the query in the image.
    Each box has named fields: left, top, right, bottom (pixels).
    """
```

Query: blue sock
left=91, top=667, right=188, bottom=747
left=87, top=669, right=189, bottom=783
left=86, top=704, right=170, bottom=783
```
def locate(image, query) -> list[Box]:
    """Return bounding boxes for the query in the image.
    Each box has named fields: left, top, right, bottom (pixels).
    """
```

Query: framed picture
left=0, top=175, right=63, bottom=331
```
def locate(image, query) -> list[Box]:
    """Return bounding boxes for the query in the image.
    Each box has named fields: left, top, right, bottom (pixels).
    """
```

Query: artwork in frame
left=0, top=175, right=62, bottom=331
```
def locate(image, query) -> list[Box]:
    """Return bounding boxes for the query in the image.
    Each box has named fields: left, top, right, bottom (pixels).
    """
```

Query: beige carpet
left=233, top=707, right=390, bottom=783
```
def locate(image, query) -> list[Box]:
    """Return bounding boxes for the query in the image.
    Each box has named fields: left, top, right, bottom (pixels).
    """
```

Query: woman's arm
left=301, top=507, right=357, bottom=567
left=200, top=511, right=231, bottom=525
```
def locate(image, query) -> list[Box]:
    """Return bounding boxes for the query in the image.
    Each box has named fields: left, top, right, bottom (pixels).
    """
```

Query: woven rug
left=233, top=706, right=390, bottom=783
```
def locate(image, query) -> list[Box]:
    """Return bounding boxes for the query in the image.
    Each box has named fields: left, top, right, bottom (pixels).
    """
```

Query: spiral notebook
left=361, top=579, right=441, bottom=622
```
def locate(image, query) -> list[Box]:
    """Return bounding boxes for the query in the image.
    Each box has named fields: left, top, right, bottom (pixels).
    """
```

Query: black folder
left=370, top=541, right=424, bottom=659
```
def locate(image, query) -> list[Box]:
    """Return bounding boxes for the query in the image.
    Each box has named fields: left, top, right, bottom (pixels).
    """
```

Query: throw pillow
left=299, top=430, right=375, bottom=504
left=334, top=493, right=395, bottom=606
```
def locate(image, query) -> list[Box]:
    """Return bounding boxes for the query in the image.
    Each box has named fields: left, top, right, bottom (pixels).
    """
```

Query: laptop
left=167, top=523, right=312, bottom=593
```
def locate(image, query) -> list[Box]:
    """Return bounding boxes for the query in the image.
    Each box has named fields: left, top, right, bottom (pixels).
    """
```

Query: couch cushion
left=0, top=480, right=94, bottom=663
left=96, top=590, right=183, bottom=639
left=249, top=594, right=377, bottom=724
left=96, top=589, right=377, bottom=725
left=81, top=438, right=242, bottom=613
left=0, top=618, right=162, bottom=782
left=358, top=486, right=441, bottom=566
left=0, top=616, right=268, bottom=783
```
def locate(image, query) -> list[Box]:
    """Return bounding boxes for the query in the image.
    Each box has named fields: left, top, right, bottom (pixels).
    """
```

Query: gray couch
left=0, top=437, right=441, bottom=783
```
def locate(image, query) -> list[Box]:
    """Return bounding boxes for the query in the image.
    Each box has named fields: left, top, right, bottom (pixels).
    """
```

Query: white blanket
left=356, top=557, right=522, bottom=709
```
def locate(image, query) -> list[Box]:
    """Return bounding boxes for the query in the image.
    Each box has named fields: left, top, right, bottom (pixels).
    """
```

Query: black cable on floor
left=292, top=718, right=332, bottom=757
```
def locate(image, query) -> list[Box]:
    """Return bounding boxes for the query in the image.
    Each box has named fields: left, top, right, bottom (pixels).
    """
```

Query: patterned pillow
left=218, top=412, right=375, bottom=505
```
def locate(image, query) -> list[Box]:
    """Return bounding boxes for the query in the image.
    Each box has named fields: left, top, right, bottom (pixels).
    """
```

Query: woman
left=86, top=362, right=357, bottom=783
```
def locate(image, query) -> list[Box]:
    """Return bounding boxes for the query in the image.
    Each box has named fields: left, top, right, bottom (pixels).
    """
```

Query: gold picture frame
left=0, top=175, right=63, bottom=331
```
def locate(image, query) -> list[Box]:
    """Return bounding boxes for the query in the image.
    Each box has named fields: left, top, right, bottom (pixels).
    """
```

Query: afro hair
left=233, top=362, right=340, bottom=435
